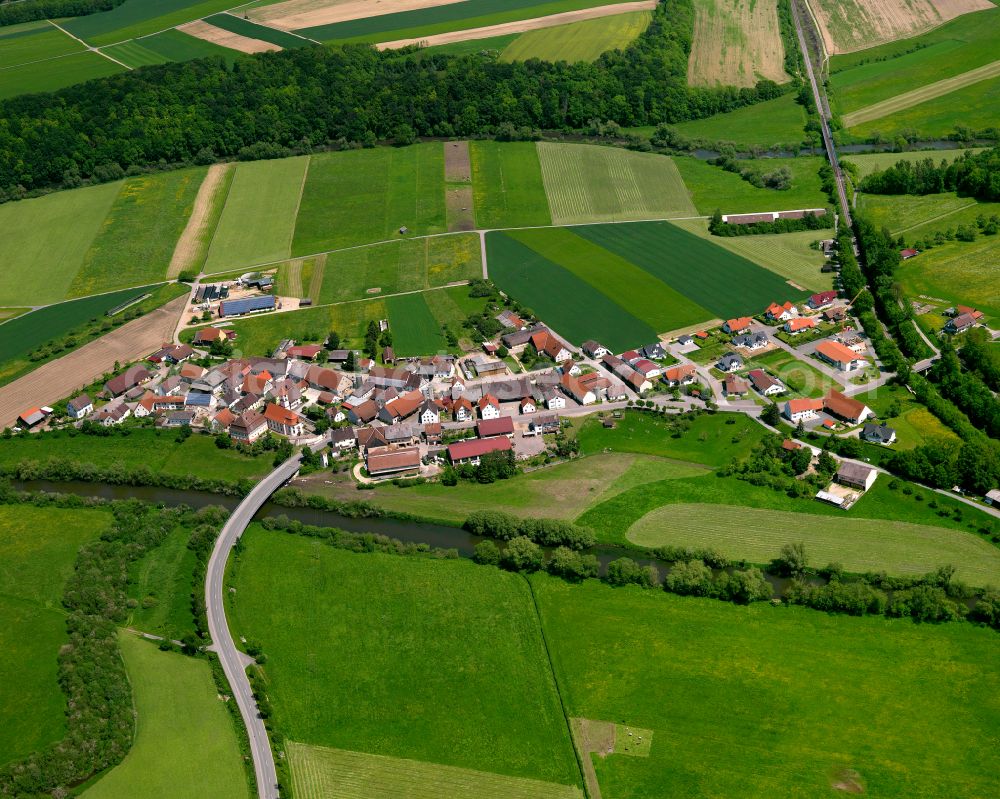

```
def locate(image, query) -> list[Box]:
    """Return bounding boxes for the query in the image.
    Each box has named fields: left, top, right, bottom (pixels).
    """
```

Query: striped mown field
left=626, top=503, right=1000, bottom=585
left=499, top=9, right=651, bottom=62
left=289, top=743, right=583, bottom=799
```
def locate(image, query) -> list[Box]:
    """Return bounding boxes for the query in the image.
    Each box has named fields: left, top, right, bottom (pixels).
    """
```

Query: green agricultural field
left=204, top=156, right=308, bottom=274
left=82, top=634, right=250, bottom=799
left=0, top=181, right=122, bottom=306
left=292, top=145, right=447, bottom=255
left=127, top=527, right=198, bottom=641
left=0, top=19, right=83, bottom=70
left=100, top=28, right=239, bottom=68
left=0, top=50, right=124, bottom=99
left=229, top=532, right=582, bottom=787
left=0, top=308, right=28, bottom=323
left=289, top=742, right=582, bottom=799
left=750, top=348, right=840, bottom=397
left=573, top=221, right=808, bottom=319
left=844, top=148, right=985, bottom=178
left=0, top=428, right=273, bottom=482
left=69, top=169, right=205, bottom=297
left=896, top=237, right=1000, bottom=319
left=419, top=33, right=519, bottom=56
left=670, top=93, right=808, bottom=148
left=485, top=231, right=657, bottom=350
left=315, top=234, right=480, bottom=305
left=299, top=452, right=706, bottom=525
left=673, top=155, right=828, bottom=216
left=421, top=284, right=491, bottom=343
left=384, top=292, right=448, bottom=355
left=671, top=218, right=832, bottom=292
left=219, top=297, right=388, bottom=354
left=63, top=0, right=241, bottom=46
left=203, top=13, right=314, bottom=48
left=536, top=143, right=697, bottom=224
left=506, top=228, right=713, bottom=331
left=0, top=505, right=110, bottom=766
left=627, top=503, right=1000, bottom=584
left=576, top=411, right=765, bottom=469
left=470, top=141, right=551, bottom=228
left=500, top=10, right=651, bottom=62
left=296, top=0, right=634, bottom=43
left=829, top=8, right=1000, bottom=115
left=859, top=192, right=1000, bottom=242
left=533, top=576, right=1000, bottom=799
left=848, top=73, right=1000, bottom=139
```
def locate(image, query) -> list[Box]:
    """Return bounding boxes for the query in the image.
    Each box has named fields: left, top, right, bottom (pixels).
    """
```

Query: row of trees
left=464, top=509, right=596, bottom=549
left=0, top=0, right=787, bottom=198
left=858, top=147, right=1000, bottom=201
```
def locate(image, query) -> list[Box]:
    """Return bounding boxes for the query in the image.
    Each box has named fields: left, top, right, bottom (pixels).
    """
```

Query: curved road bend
left=206, top=452, right=304, bottom=799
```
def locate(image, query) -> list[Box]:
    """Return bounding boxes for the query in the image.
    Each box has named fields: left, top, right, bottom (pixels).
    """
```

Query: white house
left=784, top=398, right=822, bottom=423
left=418, top=401, right=440, bottom=425
left=67, top=394, right=93, bottom=419
left=478, top=395, right=501, bottom=420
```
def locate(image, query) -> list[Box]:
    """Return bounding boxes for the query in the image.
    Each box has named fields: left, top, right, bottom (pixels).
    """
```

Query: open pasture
left=829, top=7, right=1000, bottom=113
left=69, top=169, right=206, bottom=297
left=627, top=503, right=1000, bottom=583
left=315, top=234, right=479, bottom=304
left=670, top=218, right=832, bottom=292
left=384, top=292, right=448, bottom=355
left=669, top=93, right=808, bottom=148
left=573, top=221, right=808, bottom=319
left=862, top=193, right=1000, bottom=243
left=505, top=228, right=713, bottom=332
left=808, top=0, right=991, bottom=55
left=471, top=141, right=551, bottom=228
left=229, top=532, right=582, bottom=786
left=63, top=0, right=242, bottom=46
left=0, top=50, right=124, bottom=100
left=673, top=155, right=828, bottom=216
left=289, top=742, right=583, bottom=799
left=896, top=237, right=1000, bottom=318
left=292, top=144, right=447, bottom=255
left=295, top=0, right=636, bottom=43
left=0, top=181, right=122, bottom=306
left=499, top=9, right=650, bottom=62
left=687, top=0, right=787, bottom=87
left=82, top=634, right=250, bottom=799
left=536, top=143, right=696, bottom=224
left=100, top=28, right=239, bottom=68
left=204, top=156, right=308, bottom=274
left=533, top=575, right=1000, bottom=799
left=486, top=232, right=656, bottom=350
left=0, top=505, right=111, bottom=766
left=0, top=19, right=83, bottom=70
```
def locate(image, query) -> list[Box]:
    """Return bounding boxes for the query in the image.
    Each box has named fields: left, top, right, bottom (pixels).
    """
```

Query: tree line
left=858, top=147, right=1000, bottom=201
left=0, top=0, right=124, bottom=26
left=0, top=0, right=787, bottom=199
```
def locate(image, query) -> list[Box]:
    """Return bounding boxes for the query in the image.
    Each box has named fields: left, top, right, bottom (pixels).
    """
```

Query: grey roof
left=220, top=295, right=275, bottom=317
left=862, top=423, right=895, bottom=443
left=718, top=353, right=743, bottom=369
left=837, top=461, right=875, bottom=483
left=67, top=395, right=92, bottom=412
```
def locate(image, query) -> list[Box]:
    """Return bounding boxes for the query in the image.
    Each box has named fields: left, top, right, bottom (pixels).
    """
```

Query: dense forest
left=0, top=0, right=123, bottom=26
left=0, top=0, right=786, bottom=198
left=859, top=147, right=1000, bottom=200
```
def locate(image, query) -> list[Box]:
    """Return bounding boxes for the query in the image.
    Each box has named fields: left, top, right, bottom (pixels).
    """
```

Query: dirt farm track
left=0, top=296, right=187, bottom=430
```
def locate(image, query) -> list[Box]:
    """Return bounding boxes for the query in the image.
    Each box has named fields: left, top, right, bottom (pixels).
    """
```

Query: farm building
left=447, top=436, right=512, bottom=465
left=823, top=391, right=872, bottom=425
left=366, top=447, right=421, bottom=478
left=16, top=407, right=48, bottom=429
left=477, top=417, right=515, bottom=439
left=219, top=295, right=276, bottom=318
left=784, top=398, right=823, bottom=423
left=836, top=462, right=878, bottom=492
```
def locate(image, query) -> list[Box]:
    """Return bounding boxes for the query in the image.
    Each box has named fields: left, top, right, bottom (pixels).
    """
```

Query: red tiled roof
left=816, top=340, right=860, bottom=365
left=448, top=436, right=512, bottom=462
left=477, top=417, right=514, bottom=438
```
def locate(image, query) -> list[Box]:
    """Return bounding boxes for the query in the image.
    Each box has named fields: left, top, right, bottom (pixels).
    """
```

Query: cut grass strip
left=536, top=143, right=696, bottom=224
left=626, top=503, right=1000, bottom=585
left=499, top=8, right=650, bottom=62
left=204, top=156, right=308, bottom=274
left=288, top=742, right=583, bottom=799
left=471, top=140, right=551, bottom=228
left=306, top=253, right=326, bottom=303
left=843, top=59, right=1000, bottom=127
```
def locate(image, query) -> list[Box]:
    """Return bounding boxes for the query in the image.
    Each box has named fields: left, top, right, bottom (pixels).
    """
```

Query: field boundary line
left=889, top=199, right=980, bottom=235
left=48, top=20, right=133, bottom=69
left=843, top=58, right=1000, bottom=127
left=0, top=48, right=86, bottom=73
left=287, top=155, right=311, bottom=260
left=521, top=574, right=591, bottom=799
left=200, top=161, right=239, bottom=277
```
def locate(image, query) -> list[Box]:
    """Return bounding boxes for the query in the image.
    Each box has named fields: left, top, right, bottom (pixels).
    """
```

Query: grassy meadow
left=292, top=145, right=447, bottom=255
left=670, top=93, right=808, bottom=148
left=0, top=505, right=111, bottom=766
left=384, top=292, right=448, bottom=355
left=852, top=384, right=959, bottom=450
left=229, top=531, right=582, bottom=787
left=671, top=218, right=832, bottom=292
left=0, top=19, right=83, bottom=70
left=533, top=576, right=1000, bottom=799
left=500, top=10, right=651, bottom=63
left=0, top=50, right=124, bottom=100
left=127, top=527, right=198, bottom=641
left=204, top=156, right=308, bottom=274
left=896, top=237, right=1000, bottom=319
left=673, top=155, right=828, bottom=215
left=536, top=143, right=696, bottom=224
left=82, top=634, right=250, bottom=799
left=471, top=140, right=552, bottom=228
left=627, top=503, right=1000, bottom=584
left=844, top=148, right=985, bottom=178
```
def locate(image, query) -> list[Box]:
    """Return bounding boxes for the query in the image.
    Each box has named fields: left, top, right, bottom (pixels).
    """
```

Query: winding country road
left=205, top=453, right=304, bottom=799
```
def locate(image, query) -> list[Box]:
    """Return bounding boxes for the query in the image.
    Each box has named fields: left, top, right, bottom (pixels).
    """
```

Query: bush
left=473, top=540, right=501, bottom=566
left=501, top=536, right=543, bottom=572
left=604, top=557, right=658, bottom=588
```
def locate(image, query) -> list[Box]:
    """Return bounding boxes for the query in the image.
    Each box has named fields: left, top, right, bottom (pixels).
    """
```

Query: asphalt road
left=205, top=453, right=303, bottom=799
